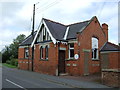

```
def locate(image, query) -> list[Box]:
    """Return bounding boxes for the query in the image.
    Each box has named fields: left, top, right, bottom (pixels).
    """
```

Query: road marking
left=6, top=79, right=27, bottom=90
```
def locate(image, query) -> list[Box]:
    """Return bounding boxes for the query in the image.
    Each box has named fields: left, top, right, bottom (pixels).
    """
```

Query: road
left=2, top=66, right=80, bottom=89
left=2, top=66, right=116, bottom=90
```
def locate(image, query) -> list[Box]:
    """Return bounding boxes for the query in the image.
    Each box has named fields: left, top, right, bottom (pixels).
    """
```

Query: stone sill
left=102, top=69, right=120, bottom=72
left=65, top=58, right=78, bottom=61
left=40, top=59, right=48, bottom=61
left=92, top=58, right=99, bottom=61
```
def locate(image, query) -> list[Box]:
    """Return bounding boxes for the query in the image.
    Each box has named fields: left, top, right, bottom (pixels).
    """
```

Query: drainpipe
left=28, top=45, right=29, bottom=70
left=57, top=42, right=60, bottom=76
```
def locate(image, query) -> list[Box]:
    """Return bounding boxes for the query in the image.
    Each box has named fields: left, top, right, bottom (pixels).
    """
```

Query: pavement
left=2, top=66, right=119, bottom=89
left=59, top=73, right=101, bottom=83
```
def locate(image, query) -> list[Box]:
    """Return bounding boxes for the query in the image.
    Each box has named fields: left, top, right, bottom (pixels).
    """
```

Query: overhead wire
left=97, top=2, right=106, bottom=18
left=36, top=0, right=61, bottom=14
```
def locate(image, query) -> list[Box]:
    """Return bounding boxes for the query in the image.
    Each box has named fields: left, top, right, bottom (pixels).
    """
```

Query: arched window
left=92, top=37, right=98, bottom=59
left=25, top=48, right=29, bottom=58
left=40, top=46, right=43, bottom=59
left=45, top=46, right=48, bottom=59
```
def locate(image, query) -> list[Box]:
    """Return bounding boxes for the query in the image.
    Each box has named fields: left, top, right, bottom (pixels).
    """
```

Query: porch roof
left=100, top=42, right=120, bottom=52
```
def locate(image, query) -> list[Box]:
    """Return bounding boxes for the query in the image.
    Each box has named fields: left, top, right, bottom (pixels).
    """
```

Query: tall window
left=40, top=46, right=43, bottom=59
left=43, top=27, right=46, bottom=41
left=45, top=46, right=48, bottom=59
left=69, top=43, right=74, bottom=59
left=92, top=37, right=98, bottom=59
left=25, top=48, right=29, bottom=58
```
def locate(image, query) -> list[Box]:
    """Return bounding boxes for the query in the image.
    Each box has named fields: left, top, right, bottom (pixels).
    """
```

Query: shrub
left=14, top=59, right=18, bottom=66
left=6, top=59, right=18, bottom=66
left=10, top=59, right=18, bottom=66
left=6, top=60, right=11, bottom=64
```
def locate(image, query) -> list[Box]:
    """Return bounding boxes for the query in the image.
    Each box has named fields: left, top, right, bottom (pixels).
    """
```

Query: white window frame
left=45, top=46, right=48, bottom=60
left=40, top=46, right=43, bottom=59
left=25, top=48, right=29, bottom=59
left=92, top=37, right=99, bottom=60
left=69, top=43, right=74, bottom=59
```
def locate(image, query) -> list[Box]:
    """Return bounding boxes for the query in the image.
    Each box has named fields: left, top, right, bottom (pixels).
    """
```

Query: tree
left=9, top=34, right=26, bottom=58
left=119, top=43, right=120, bottom=46
left=2, top=34, right=26, bottom=63
left=2, top=46, right=11, bottom=63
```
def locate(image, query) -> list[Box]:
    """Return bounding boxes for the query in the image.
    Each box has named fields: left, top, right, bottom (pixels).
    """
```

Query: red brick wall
left=65, top=42, right=80, bottom=76
left=76, top=17, right=107, bottom=75
left=18, top=48, right=24, bottom=59
left=18, top=17, right=108, bottom=76
left=18, top=47, right=32, bottom=71
left=101, top=52, right=120, bottom=87
left=34, top=42, right=58, bottom=75
left=109, top=52, right=120, bottom=69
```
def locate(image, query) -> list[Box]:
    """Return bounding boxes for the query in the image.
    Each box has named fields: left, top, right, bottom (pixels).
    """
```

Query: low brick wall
left=102, top=69, right=120, bottom=87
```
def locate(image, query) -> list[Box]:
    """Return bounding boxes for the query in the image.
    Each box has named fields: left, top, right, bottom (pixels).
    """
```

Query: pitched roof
left=100, top=42, right=120, bottom=52
left=43, top=17, right=92, bottom=40
left=20, top=31, right=37, bottom=46
left=43, top=18, right=67, bottom=40
left=66, top=20, right=90, bottom=39
left=19, top=16, right=95, bottom=46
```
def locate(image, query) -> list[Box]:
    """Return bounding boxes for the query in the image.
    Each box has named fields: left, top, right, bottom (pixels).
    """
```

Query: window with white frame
left=25, top=48, right=29, bottom=58
left=40, top=46, right=43, bottom=59
left=69, top=43, right=74, bottom=59
left=92, top=37, right=98, bottom=59
left=37, top=25, right=52, bottom=42
left=45, top=46, right=48, bottom=59
left=43, top=27, right=46, bottom=41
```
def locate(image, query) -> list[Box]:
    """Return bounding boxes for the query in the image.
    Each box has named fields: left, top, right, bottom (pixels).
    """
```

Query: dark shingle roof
left=20, top=16, right=95, bottom=46
left=100, top=42, right=120, bottom=52
left=20, top=31, right=37, bottom=46
left=66, top=20, right=90, bottom=39
left=43, top=18, right=67, bottom=40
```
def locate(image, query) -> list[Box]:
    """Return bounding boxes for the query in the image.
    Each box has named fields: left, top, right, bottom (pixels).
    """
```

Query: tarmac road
left=2, top=66, right=116, bottom=90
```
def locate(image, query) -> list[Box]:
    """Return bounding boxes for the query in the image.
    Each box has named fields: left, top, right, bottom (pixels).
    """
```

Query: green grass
left=3, top=63, right=17, bottom=68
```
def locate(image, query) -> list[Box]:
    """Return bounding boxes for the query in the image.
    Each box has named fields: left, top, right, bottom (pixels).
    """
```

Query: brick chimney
left=102, top=23, right=108, bottom=41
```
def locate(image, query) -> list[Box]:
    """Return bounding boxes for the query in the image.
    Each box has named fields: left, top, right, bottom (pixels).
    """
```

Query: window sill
left=65, top=58, right=77, bottom=61
left=92, top=58, right=99, bottom=60
left=40, top=59, right=48, bottom=61
left=24, top=58, right=29, bottom=59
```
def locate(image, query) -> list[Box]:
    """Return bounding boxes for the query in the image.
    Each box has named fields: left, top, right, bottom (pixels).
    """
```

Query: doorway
left=58, top=50, right=65, bottom=74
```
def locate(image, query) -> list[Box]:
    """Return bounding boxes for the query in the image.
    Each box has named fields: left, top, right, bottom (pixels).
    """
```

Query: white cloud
left=0, top=0, right=119, bottom=51
left=16, top=4, right=33, bottom=20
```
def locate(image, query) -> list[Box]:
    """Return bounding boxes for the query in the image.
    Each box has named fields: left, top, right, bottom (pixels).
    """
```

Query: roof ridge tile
left=43, top=18, right=66, bottom=26
left=67, top=20, right=90, bottom=26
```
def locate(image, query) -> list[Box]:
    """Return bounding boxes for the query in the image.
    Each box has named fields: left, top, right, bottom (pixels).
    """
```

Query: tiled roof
left=43, top=18, right=67, bottom=40
left=20, top=31, right=37, bottom=46
left=19, top=16, right=95, bottom=46
left=66, top=20, right=90, bottom=39
left=100, top=42, right=120, bottom=52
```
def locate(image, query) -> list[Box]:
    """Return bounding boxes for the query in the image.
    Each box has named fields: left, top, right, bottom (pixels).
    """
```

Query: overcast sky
left=0, top=0, right=119, bottom=51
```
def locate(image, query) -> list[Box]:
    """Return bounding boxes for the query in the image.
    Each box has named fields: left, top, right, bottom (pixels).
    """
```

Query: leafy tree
left=2, top=34, right=26, bottom=63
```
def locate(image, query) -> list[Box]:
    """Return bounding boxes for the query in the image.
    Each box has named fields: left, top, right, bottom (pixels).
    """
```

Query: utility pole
left=31, top=4, right=35, bottom=71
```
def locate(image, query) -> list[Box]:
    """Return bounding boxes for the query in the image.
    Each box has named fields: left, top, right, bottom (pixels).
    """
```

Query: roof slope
left=20, top=31, right=37, bottom=46
left=19, top=16, right=95, bottom=46
left=67, top=20, right=90, bottom=39
left=43, top=18, right=67, bottom=40
left=100, top=42, right=120, bottom=51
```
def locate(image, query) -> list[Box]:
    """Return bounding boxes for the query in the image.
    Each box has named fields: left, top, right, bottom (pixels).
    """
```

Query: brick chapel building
left=18, top=16, right=119, bottom=76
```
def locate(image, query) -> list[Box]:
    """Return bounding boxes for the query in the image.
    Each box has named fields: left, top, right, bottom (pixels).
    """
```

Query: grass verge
left=3, top=63, right=17, bottom=68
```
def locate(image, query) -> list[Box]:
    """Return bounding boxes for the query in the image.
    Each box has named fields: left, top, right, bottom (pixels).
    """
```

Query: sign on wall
left=74, top=54, right=79, bottom=59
